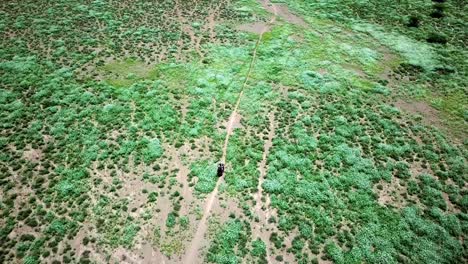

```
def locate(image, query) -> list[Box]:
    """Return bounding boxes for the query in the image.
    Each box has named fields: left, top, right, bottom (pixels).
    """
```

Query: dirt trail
left=182, top=1, right=278, bottom=263
left=174, top=0, right=204, bottom=59
left=221, top=1, right=277, bottom=164
left=255, top=113, right=276, bottom=214
left=253, top=112, right=276, bottom=263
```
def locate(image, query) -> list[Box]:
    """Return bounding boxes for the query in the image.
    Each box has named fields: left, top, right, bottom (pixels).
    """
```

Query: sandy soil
left=182, top=178, right=224, bottom=263
left=237, top=22, right=271, bottom=34
left=173, top=0, right=230, bottom=60
left=109, top=247, right=142, bottom=264
left=378, top=50, right=400, bottom=87
left=223, top=112, right=244, bottom=132
left=22, top=145, right=43, bottom=163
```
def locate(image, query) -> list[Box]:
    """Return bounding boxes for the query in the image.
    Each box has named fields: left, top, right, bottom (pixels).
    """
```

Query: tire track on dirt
left=253, top=112, right=276, bottom=263
left=182, top=1, right=278, bottom=263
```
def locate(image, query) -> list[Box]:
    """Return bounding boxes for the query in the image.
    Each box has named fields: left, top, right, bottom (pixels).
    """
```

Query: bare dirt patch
left=394, top=99, right=443, bottom=128
left=341, top=63, right=367, bottom=77
left=70, top=222, right=97, bottom=257
left=317, top=68, right=328, bottom=76
left=109, top=247, right=142, bottom=264
left=7, top=225, right=38, bottom=240
left=442, top=192, right=460, bottom=214
left=194, top=194, right=244, bottom=260
left=178, top=136, right=214, bottom=165
left=258, top=0, right=307, bottom=27
left=374, top=177, right=407, bottom=208
left=377, top=49, right=400, bottom=85
left=22, top=145, right=43, bottom=163
left=211, top=195, right=243, bottom=222
left=68, top=222, right=113, bottom=263
left=225, top=112, right=244, bottom=132
left=116, top=172, right=155, bottom=212
left=275, top=5, right=308, bottom=27
left=409, top=161, right=434, bottom=177
left=179, top=22, right=203, bottom=59
left=317, top=253, right=334, bottom=264
left=182, top=179, right=223, bottom=264
left=140, top=242, right=167, bottom=264
left=237, top=22, right=271, bottom=34
left=278, top=84, right=289, bottom=98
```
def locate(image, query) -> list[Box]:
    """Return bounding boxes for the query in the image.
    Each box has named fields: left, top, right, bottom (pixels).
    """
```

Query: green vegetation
left=99, top=59, right=160, bottom=87
left=287, top=0, right=467, bottom=136
left=206, top=219, right=250, bottom=263
left=0, top=0, right=466, bottom=263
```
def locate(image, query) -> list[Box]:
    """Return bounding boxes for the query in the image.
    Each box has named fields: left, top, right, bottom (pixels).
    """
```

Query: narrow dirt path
left=174, top=0, right=204, bottom=60
left=182, top=1, right=278, bottom=263
left=253, top=112, right=276, bottom=263
left=254, top=113, right=276, bottom=215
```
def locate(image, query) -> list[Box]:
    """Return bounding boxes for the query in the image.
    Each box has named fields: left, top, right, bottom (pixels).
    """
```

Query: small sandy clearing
left=22, top=144, right=43, bottom=163
left=109, top=247, right=141, bottom=264
left=374, top=177, right=410, bottom=209
left=140, top=242, right=167, bottom=264
left=442, top=192, right=460, bottom=213
left=237, top=21, right=271, bottom=34
left=224, top=112, right=244, bottom=132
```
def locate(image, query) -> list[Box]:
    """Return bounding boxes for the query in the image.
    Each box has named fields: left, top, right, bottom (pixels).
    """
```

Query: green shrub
left=427, top=32, right=447, bottom=44
left=23, top=255, right=39, bottom=264
left=147, top=192, right=158, bottom=203
left=166, top=213, right=177, bottom=228
left=407, top=16, right=420, bottom=27
left=251, top=239, right=266, bottom=257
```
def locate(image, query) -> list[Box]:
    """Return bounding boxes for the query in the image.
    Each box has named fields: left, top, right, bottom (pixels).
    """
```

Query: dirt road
left=182, top=1, right=278, bottom=263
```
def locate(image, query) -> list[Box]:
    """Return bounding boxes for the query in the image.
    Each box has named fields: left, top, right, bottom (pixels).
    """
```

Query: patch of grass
left=352, top=23, right=438, bottom=71
left=190, top=161, right=219, bottom=194
left=206, top=219, right=249, bottom=263
left=121, top=223, right=140, bottom=248
left=100, top=59, right=159, bottom=87
left=160, top=239, right=184, bottom=257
